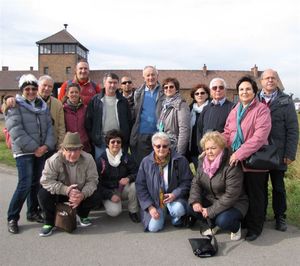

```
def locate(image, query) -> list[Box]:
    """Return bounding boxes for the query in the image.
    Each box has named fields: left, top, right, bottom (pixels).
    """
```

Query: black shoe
left=129, top=212, right=141, bottom=223
left=275, top=216, right=287, bottom=232
left=8, top=220, right=19, bottom=234
left=185, top=215, right=197, bottom=228
left=27, top=212, right=44, bottom=223
left=245, top=231, right=259, bottom=241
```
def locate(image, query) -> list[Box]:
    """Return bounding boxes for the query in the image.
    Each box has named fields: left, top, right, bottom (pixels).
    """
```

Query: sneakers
left=129, top=212, right=141, bottom=223
left=231, top=224, right=241, bottom=241
left=39, top=225, right=54, bottom=237
left=8, top=220, right=19, bottom=234
left=202, top=226, right=220, bottom=236
left=275, top=216, right=287, bottom=232
left=78, top=217, right=92, bottom=227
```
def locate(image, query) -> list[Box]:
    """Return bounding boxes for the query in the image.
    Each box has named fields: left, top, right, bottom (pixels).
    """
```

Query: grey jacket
left=188, top=149, right=249, bottom=219
left=130, top=83, right=164, bottom=146
left=4, top=94, right=55, bottom=156
left=40, top=150, right=98, bottom=198
left=158, top=95, right=190, bottom=155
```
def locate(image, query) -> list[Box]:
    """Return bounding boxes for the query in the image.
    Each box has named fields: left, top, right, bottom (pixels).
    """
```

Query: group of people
left=2, top=61, right=298, bottom=242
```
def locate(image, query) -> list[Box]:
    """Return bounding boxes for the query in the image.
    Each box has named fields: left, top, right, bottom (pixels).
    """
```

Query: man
left=58, top=60, right=101, bottom=105
left=259, top=69, right=299, bottom=231
left=38, top=132, right=99, bottom=237
left=120, top=76, right=135, bottom=118
left=4, top=75, right=66, bottom=151
left=130, top=66, right=164, bottom=165
left=197, top=77, right=234, bottom=152
left=85, top=73, right=132, bottom=160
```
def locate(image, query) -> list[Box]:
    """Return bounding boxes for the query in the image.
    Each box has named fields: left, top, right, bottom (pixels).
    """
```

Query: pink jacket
left=223, top=98, right=271, bottom=162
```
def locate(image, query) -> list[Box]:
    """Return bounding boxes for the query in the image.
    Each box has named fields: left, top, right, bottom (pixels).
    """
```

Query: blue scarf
left=231, top=103, right=250, bottom=151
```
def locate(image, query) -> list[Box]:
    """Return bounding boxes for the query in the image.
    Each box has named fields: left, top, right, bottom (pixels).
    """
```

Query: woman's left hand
left=202, top=208, right=209, bottom=218
left=163, top=193, right=175, bottom=204
left=229, top=153, right=239, bottom=166
left=119, top=177, right=130, bottom=186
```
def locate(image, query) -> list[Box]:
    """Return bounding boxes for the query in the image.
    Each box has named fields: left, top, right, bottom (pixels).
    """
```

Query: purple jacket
left=223, top=98, right=271, bottom=169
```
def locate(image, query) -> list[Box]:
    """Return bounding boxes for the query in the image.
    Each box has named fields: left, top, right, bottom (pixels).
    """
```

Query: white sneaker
left=231, top=225, right=241, bottom=241
left=202, top=226, right=220, bottom=236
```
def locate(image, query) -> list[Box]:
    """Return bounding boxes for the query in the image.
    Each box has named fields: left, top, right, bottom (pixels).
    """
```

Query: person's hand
left=34, top=145, right=48, bottom=157
left=119, top=177, right=130, bottom=186
left=148, top=206, right=160, bottom=220
left=69, top=191, right=84, bottom=209
left=284, top=157, right=293, bottom=165
left=229, top=153, right=239, bottom=166
left=66, top=184, right=78, bottom=196
left=163, top=193, right=176, bottom=204
left=111, top=194, right=121, bottom=203
left=192, top=202, right=203, bottom=213
left=6, top=97, right=16, bottom=108
left=202, top=208, right=209, bottom=218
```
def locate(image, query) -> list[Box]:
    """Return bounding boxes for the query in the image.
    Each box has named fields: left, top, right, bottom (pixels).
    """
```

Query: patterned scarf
left=203, top=150, right=224, bottom=178
left=66, top=99, right=83, bottom=112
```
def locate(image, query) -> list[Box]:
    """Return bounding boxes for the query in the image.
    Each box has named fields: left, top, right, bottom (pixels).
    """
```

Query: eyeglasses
left=195, top=91, right=206, bottom=96
left=121, top=81, right=132, bottom=85
left=153, top=144, right=169, bottom=149
left=64, top=147, right=82, bottom=152
left=110, top=140, right=122, bottom=145
left=24, top=87, right=38, bottom=92
left=211, top=86, right=225, bottom=91
left=164, top=85, right=175, bottom=90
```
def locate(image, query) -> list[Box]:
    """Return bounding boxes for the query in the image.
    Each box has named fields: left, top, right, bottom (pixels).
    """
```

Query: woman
left=4, top=74, right=55, bottom=234
left=136, top=132, right=192, bottom=232
left=63, top=83, right=91, bottom=153
left=189, top=131, right=248, bottom=241
left=157, top=78, right=190, bottom=155
left=187, top=84, right=210, bottom=169
left=223, top=76, right=271, bottom=241
left=97, top=129, right=140, bottom=223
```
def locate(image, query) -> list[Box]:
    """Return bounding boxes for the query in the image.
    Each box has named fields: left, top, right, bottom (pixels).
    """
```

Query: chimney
left=2, top=66, right=9, bottom=71
left=30, top=66, right=33, bottom=71
left=203, top=64, right=207, bottom=77
left=64, top=24, right=68, bottom=30
left=251, top=64, right=258, bottom=78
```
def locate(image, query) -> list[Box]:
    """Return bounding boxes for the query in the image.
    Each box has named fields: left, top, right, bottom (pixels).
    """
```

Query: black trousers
left=38, top=187, right=101, bottom=226
left=265, top=170, right=287, bottom=218
left=244, top=171, right=267, bottom=235
left=134, top=134, right=153, bottom=165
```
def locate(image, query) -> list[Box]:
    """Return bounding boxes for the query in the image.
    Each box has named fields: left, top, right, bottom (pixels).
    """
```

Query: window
left=39, top=45, right=51, bottom=54
left=66, top=67, right=71, bottom=74
left=44, top=67, right=49, bottom=74
left=77, top=46, right=87, bottom=59
left=52, top=44, right=63, bottom=54
left=64, top=44, right=76, bottom=54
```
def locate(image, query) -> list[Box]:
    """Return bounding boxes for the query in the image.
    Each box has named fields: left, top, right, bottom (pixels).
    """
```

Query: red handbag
left=2, top=128, right=12, bottom=149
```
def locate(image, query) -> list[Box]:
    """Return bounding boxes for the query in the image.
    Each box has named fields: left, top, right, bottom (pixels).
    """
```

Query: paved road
left=0, top=165, right=300, bottom=266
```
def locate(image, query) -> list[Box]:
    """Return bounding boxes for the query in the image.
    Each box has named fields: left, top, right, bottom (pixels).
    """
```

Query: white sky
left=1, top=0, right=300, bottom=97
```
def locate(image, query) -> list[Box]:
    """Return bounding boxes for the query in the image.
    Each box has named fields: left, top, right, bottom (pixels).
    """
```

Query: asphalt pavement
left=0, top=164, right=300, bottom=266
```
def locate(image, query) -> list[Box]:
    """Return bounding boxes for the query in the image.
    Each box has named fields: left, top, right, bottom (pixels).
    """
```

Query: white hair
left=209, top=77, right=227, bottom=89
left=143, top=65, right=158, bottom=76
left=38, top=75, right=54, bottom=85
left=151, top=132, right=170, bottom=145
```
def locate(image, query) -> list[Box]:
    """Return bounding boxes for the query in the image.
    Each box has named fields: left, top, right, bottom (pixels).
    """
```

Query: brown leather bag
left=55, top=202, right=77, bottom=233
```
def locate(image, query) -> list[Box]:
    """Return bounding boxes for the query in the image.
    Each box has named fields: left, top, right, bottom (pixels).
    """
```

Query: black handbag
left=55, top=202, right=77, bottom=233
left=244, top=144, right=280, bottom=170
left=188, top=219, right=218, bottom=258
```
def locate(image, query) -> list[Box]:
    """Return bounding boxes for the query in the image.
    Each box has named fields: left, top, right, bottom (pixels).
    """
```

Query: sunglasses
left=24, top=87, right=38, bottom=92
left=154, top=144, right=169, bottom=149
left=64, top=147, right=81, bottom=152
left=195, top=91, right=206, bottom=96
left=211, top=86, right=225, bottom=91
left=164, top=85, right=175, bottom=90
left=121, top=81, right=132, bottom=85
left=110, top=140, right=122, bottom=145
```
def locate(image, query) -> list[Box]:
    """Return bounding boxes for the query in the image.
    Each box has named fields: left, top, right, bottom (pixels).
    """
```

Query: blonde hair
left=200, top=131, right=226, bottom=150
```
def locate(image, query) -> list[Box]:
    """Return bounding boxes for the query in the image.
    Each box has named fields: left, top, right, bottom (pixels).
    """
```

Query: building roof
left=36, top=29, right=88, bottom=51
left=0, top=70, right=39, bottom=91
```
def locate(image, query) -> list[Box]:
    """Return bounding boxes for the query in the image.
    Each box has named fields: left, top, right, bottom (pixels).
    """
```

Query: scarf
left=106, top=148, right=123, bottom=167
left=202, top=150, right=224, bottom=178
left=190, top=101, right=209, bottom=128
left=231, top=102, right=251, bottom=152
left=66, top=99, right=83, bottom=112
left=157, top=93, right=181, bottom=132
left=259, top=89, right=278, bottom=104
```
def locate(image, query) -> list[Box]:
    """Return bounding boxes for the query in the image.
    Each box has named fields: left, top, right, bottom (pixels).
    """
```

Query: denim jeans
left=7, top=154, right=46, bottom=221
left=148, top=201, right=186, bottom=232
left=94, top=144, right=106, bottom=161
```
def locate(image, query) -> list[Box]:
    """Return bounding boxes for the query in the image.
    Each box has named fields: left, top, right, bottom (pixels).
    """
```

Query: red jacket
left=58, top=77, right=101, bottom=106
left=63, top=103, right=91, bottom=152
left=223, top=98, right=271, bottom=162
